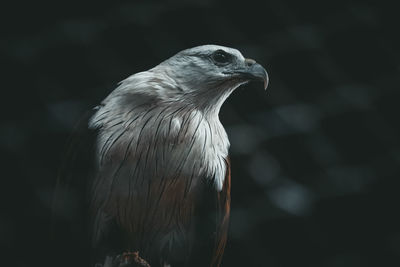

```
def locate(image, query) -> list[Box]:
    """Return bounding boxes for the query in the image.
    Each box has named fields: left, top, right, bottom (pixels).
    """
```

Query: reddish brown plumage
left=90, top=147, right=232, bottom=266
left=211, top=158, right=231, bottom=267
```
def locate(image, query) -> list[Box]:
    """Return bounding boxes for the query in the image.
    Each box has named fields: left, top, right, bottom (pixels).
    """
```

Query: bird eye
left=211, top=50, right=232, bottom=65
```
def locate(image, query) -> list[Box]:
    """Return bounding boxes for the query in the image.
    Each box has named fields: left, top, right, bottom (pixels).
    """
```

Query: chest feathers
left=89, top=101, right=230, bottom=191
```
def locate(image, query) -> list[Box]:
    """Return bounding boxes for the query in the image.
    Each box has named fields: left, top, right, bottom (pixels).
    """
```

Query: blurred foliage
left=1, top=0, right=399, bottom=266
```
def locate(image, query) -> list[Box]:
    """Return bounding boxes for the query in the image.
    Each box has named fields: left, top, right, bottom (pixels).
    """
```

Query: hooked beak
left=238, top=58, right=269, bottom=90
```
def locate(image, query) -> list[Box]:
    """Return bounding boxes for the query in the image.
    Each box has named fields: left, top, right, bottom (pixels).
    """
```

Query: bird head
left=154, top=45, right=268, bottom=112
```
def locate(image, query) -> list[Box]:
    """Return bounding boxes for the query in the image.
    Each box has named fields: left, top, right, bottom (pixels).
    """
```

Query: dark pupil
left=212, top=50, right=230, bottom=64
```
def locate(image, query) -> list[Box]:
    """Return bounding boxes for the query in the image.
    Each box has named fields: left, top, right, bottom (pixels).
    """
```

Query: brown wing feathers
left=211, top=157, right=231, bottom=267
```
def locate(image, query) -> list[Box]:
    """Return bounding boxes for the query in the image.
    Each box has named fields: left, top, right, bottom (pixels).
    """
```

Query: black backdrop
left=2, top=0, right=400, bottom=266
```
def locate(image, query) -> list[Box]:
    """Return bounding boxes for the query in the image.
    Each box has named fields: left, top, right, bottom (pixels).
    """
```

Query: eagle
left=54, top=45, right=268, bottom=267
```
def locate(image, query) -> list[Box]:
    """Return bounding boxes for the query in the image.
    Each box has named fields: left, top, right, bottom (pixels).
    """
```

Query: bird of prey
left=54, top=45, right=268, bottom=267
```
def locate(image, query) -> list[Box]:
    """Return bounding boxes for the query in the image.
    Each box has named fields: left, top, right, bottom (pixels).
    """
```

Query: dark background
left=2, top=0, right=399, bottom=266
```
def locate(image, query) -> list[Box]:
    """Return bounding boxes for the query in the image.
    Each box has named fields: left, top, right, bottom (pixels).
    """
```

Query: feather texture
left=88, top=73, right=232, bottom=265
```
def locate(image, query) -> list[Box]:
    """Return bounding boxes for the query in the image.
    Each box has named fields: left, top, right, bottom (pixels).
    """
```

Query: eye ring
left=211, top=50, right=232, bottom=65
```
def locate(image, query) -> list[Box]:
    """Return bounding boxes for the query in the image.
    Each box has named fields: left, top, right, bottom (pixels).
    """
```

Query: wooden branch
left=97, top=252, right=151, bottom=267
